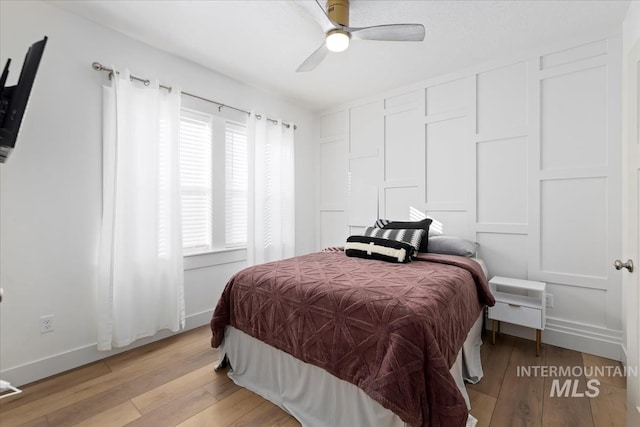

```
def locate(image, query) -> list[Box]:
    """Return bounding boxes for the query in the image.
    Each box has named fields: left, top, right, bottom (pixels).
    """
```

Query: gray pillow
left=428, top=236, right=478, bottom=257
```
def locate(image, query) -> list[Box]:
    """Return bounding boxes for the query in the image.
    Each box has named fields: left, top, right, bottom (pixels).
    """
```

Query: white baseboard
left=621, top=343, right=628, bottom=366
left=488, top=316, right=625, bottom=361
left=0, top=309, right=214, bottom=388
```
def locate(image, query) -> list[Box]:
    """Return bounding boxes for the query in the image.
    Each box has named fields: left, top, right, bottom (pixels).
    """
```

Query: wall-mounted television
left=0, top=36, right=48, bottom=163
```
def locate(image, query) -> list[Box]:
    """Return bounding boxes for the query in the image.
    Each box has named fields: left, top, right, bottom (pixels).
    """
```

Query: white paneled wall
left=317, top=110, right=349, bottom=248
left=349, top=101, right=382, bottom=229
left=477, top=136, right=528, bottom=225
left=383, top=93, right=421, bottom=221
left=317, top=34, right=623, bottom=360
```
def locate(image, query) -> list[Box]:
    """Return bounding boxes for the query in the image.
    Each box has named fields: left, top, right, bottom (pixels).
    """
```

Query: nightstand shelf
left=487, top=276, right=546, bottom=356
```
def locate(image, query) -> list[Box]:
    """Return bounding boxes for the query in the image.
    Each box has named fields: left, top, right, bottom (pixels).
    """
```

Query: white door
left=626, top=40, right=640, bottom=427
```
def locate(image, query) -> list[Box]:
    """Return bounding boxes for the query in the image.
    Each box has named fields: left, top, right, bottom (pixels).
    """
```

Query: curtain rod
left=91, top=62, right=297, bottom=130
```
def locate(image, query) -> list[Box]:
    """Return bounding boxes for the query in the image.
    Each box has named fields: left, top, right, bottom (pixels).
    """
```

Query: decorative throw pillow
left=428, top=236, right=479, bottom=257
left=373, top=218, right=432, bottom=252
left=363, top=226, right=425, bottom=255
left=345, top=235, right=415, bottom=263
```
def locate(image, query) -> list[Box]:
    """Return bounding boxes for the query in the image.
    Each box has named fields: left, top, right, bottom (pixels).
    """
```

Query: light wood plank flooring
left=0, top=326, right=626, bottom=426
left=467, top=333, right=626, bottom=427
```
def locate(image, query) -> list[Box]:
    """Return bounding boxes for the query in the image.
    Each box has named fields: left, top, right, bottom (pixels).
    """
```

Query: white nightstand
left=487, top=276, right=546, bottom=356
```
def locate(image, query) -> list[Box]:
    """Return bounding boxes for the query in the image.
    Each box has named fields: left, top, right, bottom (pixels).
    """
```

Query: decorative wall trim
left=318, top=31, right=624, bottom=359
left=424, top=110, right=467, bottom=124
left=0, top=310, right=214, bottom=387
left=475, top=223, right=528, bottom=234
left=540, top=38, right=608, bottom=70
left=475, top=127, right=528, bottom=143
left=319, top=30, right=621, bottom=118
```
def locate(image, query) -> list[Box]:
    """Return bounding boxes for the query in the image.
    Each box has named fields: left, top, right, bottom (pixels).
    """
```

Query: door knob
left=614, top=259, right=634, bottom=272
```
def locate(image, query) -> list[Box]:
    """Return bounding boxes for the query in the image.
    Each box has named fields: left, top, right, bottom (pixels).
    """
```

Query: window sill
left=184, top=247, right=247, bottom=271
left=184, top=246, right=247, bottom=257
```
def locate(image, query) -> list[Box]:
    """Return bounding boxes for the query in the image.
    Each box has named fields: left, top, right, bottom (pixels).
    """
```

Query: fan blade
left=297, top=42, right=329, bottom=72
left=349, top=24, right=425, bottom=42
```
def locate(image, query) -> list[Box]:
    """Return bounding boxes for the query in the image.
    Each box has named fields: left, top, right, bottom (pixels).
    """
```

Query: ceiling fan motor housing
left=297, top=0, right=425, bottom=72
left=327, top=0, right=349, bottom=26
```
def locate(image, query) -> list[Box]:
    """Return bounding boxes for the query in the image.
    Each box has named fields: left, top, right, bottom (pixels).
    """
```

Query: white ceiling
left=51, top=0, right=630, bottom=112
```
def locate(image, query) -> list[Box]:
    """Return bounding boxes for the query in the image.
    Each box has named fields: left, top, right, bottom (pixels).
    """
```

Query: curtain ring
left=144, top=79, right=150, bottom=86
left=218, top=105, right=223, bottom=112
left=256, top=114, right=262, bottom=120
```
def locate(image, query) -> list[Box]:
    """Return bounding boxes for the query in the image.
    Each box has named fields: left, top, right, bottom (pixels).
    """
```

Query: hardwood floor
left=467, top=333, right=627, bottom=427
left=0, top=326, right=626, bottom=426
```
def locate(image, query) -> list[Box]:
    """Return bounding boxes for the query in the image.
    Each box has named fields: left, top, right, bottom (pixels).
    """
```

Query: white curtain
left=247, top=113, right=295, bottom=265
left=97, top=69, right=184, bottom=351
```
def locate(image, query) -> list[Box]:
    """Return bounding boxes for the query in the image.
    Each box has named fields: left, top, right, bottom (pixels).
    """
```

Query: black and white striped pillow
left=373, top=218, right=433, bottom=252
left=345, top=235, right=415, bottom=263
left=362, top=226, right=425, bottom=256
left=374, top=219, right=391, bottom=228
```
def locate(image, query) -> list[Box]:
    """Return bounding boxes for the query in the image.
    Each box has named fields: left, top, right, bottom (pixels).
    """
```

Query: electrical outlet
left=40, top=315, right=54, bottom=333
left=545, top=294, right=554, bottom=308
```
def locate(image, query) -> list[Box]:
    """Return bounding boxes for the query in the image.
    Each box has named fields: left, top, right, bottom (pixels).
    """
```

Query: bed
left=210, top=250, right=494, bottom=427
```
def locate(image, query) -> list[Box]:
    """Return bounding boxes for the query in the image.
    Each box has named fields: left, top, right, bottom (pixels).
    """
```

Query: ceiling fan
left=297, top=0, right=425, bottom=72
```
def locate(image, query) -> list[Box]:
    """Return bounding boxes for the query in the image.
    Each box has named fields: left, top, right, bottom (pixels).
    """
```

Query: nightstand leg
left=536, top=329, right=541, bottom=357
left=492, top=320, right=497, bottom=345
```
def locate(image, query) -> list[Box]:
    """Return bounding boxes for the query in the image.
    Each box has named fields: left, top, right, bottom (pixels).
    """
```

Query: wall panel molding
left=540, top=65, right=608, bottom=171
left=476, top=136, right=528, bottom=225
left=475, top=127, right=528, bottom=143
left=350, top=101, right=382, bottom=156
left=317, top=34, right=624, bottom=359
left=476, top=224, right=528, bottom=234
left=476, top=61, right=528, bottom=134
left=539, top=54, right=609, bottom=80
left=425, top=78, right=467, bottom=116
left=424, top=110, right=466, bottom=124
left=385, top=90, right=420, bottom=111
left=384, top=107, right=420, bottom=182
left=540, top=38, right=608, bottom=70
left=348, top=156, right=379, bottom=226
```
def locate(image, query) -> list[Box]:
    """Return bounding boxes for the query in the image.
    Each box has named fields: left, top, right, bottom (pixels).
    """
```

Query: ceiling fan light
left=326, top=30, right=350, bottom=52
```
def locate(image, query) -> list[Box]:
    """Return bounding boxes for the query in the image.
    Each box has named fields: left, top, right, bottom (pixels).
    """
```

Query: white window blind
left=179, top=110, right=213, bottom=254
left=225, top=122, right=248, bottom=247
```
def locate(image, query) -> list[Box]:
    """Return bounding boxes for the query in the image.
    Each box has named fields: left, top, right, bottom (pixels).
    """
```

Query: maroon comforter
left=211, top=251, right=494, bottom=427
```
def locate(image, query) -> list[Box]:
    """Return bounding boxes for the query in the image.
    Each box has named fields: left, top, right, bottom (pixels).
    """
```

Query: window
left=179, top=109, right=213, bottom=254
left=179, top=108, right=247, bottom=255
left=225, top=123, right=248, bottom=247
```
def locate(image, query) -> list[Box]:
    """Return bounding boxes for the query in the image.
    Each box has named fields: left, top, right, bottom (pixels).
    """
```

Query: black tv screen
left=0, top=36, right=48, bottom=163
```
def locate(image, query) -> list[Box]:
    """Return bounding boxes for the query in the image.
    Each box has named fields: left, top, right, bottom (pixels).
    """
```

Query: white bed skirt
left=218, top=314, right=484, bottom=427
